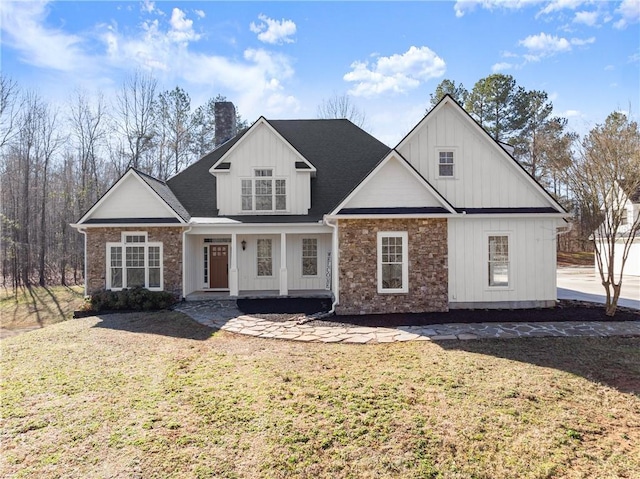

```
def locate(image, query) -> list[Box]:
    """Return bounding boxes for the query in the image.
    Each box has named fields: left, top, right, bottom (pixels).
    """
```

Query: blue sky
left=1, top=0, right=638, bottom=145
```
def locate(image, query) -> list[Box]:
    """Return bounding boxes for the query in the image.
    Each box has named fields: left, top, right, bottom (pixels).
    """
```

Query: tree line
left=0, top=72, right=246, bottom=289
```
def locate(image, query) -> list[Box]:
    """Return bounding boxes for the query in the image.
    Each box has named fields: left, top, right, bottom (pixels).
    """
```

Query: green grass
left=1, top=311, right=639, bottom=478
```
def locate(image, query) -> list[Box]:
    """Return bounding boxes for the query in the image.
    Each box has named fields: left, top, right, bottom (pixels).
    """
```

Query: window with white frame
left=377, top=232, right=409, bottom=293
left=106, top=232, right=163, bottom=290
left=438, top=150, right=454, bottom=177
left=256, top=239, right=273, bottom=276
left=302, top=238, right=318, bottom=276
left=241, top=169, right=287, bottom=212
left=488, top=235, right=509, bottom=287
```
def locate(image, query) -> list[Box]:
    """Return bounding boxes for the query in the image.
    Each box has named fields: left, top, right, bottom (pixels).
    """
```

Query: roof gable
left=77, top=169, right=188, bottom=224
left=331, top=151, right=455, bottom=215
left=209, top=117, right=316, bottom=174
left=397, top=95, right=566, bottom=213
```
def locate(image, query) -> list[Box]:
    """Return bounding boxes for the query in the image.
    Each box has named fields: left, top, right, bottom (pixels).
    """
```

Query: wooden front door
left=209, top=245, right=229, bottom=289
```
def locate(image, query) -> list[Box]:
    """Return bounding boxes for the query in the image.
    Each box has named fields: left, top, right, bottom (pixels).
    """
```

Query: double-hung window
left=488, top=235, right=509, bottom=287
left=438, top=150, right=454, bottom=178
left=377, top=232, right=409, bottom=293
left=107, top=233, right=163, bottom=290
left=256, top=239, right=273, bottom=277
left=302, top=238, right=318, bottom=276
left=241, top=169, right=287, bottom=212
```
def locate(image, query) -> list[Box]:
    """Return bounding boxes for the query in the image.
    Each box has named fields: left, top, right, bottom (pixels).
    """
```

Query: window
left=203, top=246, right=209, bottom=283
left=241, top=170, right=286, bottom=212
left=302, top=238, right=318, bottom=276
left=377, top=232, right=408, bottom=293
left=257, top=239, right=273, bottom=276
left=621, top=208, right=628, bottom=225
left=488, top=235, right=509, bottom=287
left=106, top=233, right=163, bottom=290
left=438, top=151, right=454, bottom=177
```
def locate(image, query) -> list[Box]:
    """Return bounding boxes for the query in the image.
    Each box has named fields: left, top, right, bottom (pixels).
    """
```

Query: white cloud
left=250, top=14, right=296, bottom=45
left=614, top=0, right=640, bottom=29
left=492, top=62, right=513, bottom=72
left=629, top=52, right=640, bottom=63
left=538, top=0, right=588, bottom=15
left=168, top=8, right=200, bottom=44
left=518, top=32, right=595, bottom=61
left=344, top=46, right=446, bottom=97
left=562, top=109, right=581, bottom=118
left=194, top=10, right=205, bottom=19
left=0, top=0, right=89, bottom=72
left=141, top=0, right=155, bottom=14
left=573, top=10, right=599, bottom=26
left=604, top=64, right=615, bottom=71
left=454, top=0, right=541, bottom=18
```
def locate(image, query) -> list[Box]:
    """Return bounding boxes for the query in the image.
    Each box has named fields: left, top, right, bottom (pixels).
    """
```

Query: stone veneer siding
left=85, top=227, right=184, bottom=296
left=336, top=218, right=448, bottom=315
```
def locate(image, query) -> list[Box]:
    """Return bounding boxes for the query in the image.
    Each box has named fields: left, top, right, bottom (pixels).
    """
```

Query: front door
left=209, top=245, right=229, bottom=289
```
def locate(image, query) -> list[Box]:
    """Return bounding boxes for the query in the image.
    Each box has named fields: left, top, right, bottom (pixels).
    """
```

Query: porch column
left=229, top=233, right=239, bottom=296
left=279, top=232, right=288, bottom=295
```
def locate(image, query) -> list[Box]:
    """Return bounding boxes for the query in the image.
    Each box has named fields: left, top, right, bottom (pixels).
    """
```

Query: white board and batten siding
left=286, top=234, right=332, bottom=290
left=214, top=122, right=312, bottom=216
left=343, top=155, right=444, bottom=209
left=90, top=174, right=174, bottom=219
left=448, top=217, right=559, bottom=307
left=397, top=101, right=550, bottom=209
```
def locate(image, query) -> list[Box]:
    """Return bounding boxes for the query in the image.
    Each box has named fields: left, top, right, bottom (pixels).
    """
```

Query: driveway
left=557, top=266, right=640, bottom=310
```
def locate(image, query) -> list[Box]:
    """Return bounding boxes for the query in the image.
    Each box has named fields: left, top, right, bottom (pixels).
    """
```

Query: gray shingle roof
left=135, top=169, right=191, bottom=221
left=167, top=119, right=390, bottom=222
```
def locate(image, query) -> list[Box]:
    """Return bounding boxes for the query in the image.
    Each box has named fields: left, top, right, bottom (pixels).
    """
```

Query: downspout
left=324, top=216, right=339, bottom=315
left=181, top=225, right=192, bottom=301
left=77, top=227, right=88, bottom=297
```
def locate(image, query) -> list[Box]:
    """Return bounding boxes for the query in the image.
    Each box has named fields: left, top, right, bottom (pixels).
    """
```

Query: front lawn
left=1, top=311, right=638, bottom=478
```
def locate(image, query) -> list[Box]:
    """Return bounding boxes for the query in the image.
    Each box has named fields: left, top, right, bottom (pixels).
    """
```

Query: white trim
left=106, top=235, right=164, bottom=291
left=435, top=147, right=458, bottom=180
left=486, top=232, right=512, bottom=291
left=329, top=151, right=456, bottom=216
left=325, top=213, right=568, bottom=221
left=377, top=231, right=409, bottom=294
left=76, top=169, right=186, bottom=225
left=396, top=96, right=566, bottom=213
left=209, top=117, right=316, bottom=173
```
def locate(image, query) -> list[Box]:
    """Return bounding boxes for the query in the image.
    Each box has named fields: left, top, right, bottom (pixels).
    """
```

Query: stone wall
left=336, top=218, right=448, bottom=315
left=85, top=227, right=184, bottom=296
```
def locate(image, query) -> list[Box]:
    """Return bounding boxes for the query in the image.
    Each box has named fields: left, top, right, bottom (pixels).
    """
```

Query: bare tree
left=157, top=86, right=193, bottom=177
left=115, top=71, right=157, bottom=170
left=0, top=75, right=22, bottom=149
left=317, top=93, right=366, bottom=128
left=566, top=112, right=640, bottom=316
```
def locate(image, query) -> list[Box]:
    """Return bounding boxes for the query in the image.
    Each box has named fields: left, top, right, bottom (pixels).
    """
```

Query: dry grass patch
left=0, top=285, right=85, bottom=339
left=1, top=311, right=639, bottom=478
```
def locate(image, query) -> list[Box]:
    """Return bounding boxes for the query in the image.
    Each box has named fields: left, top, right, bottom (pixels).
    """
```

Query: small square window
left=438, top=151, right=454, bottom=177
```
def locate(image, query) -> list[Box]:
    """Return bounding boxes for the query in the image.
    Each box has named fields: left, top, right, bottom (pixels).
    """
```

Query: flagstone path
left=174, top=300, right=640, bottom=344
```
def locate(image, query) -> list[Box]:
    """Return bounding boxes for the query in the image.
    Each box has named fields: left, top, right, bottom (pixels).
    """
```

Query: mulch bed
left=236, top=298, right=640, bottom=327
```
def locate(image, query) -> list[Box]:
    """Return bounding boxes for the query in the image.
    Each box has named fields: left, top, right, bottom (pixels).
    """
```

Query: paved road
left=557, top=266, right=640, bottom=310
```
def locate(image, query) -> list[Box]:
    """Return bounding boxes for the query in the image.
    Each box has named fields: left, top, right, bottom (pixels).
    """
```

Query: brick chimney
left=214, top=101, right=237, bottom=147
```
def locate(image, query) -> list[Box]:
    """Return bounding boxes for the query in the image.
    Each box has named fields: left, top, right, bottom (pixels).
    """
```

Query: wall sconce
left=241, top=239, right=247, bottom=251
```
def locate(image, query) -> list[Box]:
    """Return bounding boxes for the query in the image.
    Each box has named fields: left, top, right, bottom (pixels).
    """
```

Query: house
left=72, top=96, right=569, bottom=315
left=594, top=181, right=640, bottom=277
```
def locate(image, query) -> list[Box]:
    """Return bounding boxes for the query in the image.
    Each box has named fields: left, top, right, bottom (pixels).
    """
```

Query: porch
left=185, top=289, right=333, bottom=301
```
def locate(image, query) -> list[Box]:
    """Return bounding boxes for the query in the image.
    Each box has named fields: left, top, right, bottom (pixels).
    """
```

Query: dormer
left=210, top=118, right=316, bottom=216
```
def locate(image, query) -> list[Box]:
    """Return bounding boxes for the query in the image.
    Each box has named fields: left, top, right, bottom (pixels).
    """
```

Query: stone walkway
left=174, top=301, right=640, bottom=343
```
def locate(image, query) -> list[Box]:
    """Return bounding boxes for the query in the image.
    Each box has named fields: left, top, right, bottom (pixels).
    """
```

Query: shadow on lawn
left=92, top=311, right=214, bottom=341
left=436, top=336, right=640, bottom=396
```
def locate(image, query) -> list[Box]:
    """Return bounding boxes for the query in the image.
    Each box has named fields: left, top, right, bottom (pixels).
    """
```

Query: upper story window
left=438, top=151, right=454, bottom=178
left=241, top=169, right=287, bottom=212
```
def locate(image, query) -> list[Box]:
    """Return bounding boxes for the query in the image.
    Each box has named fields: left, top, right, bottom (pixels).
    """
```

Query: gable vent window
left=438, top=151, right=454, bottom=177
left=106, top=232, right=163, bottom=291
left=241, top=169, right=287, bottom=212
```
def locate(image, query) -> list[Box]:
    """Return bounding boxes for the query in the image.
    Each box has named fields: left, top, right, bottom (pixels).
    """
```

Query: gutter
left=76, top=227, right=88, bottom=297
left=181, top=225, right=193, bottom=300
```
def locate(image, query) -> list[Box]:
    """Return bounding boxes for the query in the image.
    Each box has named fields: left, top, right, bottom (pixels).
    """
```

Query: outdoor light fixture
left=241, top=239, right=247, bottom=251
